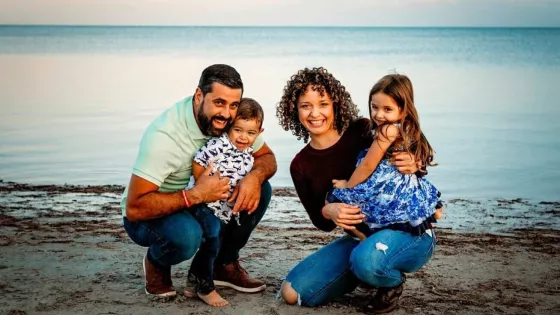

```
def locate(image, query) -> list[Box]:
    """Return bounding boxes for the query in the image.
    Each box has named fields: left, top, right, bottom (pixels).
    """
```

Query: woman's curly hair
left=276, top=67, right=359, bottom=143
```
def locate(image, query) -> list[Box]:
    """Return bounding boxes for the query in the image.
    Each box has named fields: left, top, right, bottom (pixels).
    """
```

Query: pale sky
left=0, top=0, right=559, bottom=27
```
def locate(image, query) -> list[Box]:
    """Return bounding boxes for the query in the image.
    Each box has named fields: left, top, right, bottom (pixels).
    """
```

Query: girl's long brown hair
left=369, top=74, right=436, bottom=170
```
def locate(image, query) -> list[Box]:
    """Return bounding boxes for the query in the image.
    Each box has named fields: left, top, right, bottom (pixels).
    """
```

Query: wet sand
left=0, top=181, right=559, bottom=315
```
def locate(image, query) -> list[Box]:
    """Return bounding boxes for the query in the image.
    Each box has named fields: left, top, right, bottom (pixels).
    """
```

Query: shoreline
left=0, top=181, right=559, bottom=314
left=0, top=180, right=300, bottom=197
left=1, top=180, right=559, bottom=235
left=4, top=179, right=560, bottom=199
left=2, top=179, right=560, bottom=202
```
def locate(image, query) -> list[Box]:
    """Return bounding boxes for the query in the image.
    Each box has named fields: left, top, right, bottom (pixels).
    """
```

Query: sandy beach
left=0, top=181, right=559, bottom=315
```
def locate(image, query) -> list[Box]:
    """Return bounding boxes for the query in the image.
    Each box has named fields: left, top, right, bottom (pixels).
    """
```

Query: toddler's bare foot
left=198, top=290, right=229, bottom=307
left=184, top=288, right=196, bottom=298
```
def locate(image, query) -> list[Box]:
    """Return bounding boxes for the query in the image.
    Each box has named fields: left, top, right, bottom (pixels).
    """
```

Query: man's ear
left=194, top=87, right=203, bottom=106
left=259, top=128, right=265, bottom=134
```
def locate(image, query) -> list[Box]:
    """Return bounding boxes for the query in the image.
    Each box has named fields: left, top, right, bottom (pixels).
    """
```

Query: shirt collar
left=185, top=95, right=209, bottom=141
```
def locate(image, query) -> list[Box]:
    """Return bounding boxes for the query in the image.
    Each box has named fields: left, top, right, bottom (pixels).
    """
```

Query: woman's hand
left=321, top=203, right=365, bottom=230
left=391, top=152, right=421, bottom=174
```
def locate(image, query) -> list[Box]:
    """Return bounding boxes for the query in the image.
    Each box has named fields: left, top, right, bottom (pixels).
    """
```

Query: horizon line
left=1, top=24, right=559, bottom=29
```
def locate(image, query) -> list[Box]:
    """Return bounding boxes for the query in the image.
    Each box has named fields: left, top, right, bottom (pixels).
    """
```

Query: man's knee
left=173, top=234, right=202, bottom=262
left=280, top=281, right=299, bottom=305
left=261, top=180, right=272, bottom=200
left=256, top=181, right=272, bottom=214
left=165, top=215, right=203, bottom=262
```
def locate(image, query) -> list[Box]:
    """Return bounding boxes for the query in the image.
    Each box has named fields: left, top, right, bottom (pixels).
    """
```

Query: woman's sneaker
left=355, top=281, right=376, bottom=294
left=362, top=274, right=406, bottom=314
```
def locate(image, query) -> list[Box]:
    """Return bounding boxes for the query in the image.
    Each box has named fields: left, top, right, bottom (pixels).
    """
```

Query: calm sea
left=1, top=26, right=559, bottom=201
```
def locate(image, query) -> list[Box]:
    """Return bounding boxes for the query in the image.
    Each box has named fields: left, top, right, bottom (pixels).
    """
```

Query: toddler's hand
left=332, top=179, right=348, bottom=189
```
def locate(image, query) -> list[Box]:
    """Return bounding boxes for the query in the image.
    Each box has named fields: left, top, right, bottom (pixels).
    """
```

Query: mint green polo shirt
left=121, top=96, right=264, bottom=217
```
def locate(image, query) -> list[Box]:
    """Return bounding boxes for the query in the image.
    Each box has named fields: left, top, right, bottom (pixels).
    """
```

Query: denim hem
left=288, top=267, right=354, bottom=307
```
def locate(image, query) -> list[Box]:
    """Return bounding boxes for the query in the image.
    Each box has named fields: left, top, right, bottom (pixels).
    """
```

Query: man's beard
left=197, top=100, right=231, bottom=137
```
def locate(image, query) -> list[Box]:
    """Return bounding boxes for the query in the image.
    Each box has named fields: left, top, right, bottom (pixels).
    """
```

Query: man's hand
left=191, top=162, right=230, bottom=204
left=228, top=142, right=275, bottom=214
left=391, top=152, right=420, bottom=174
left=332, top=179, right=348, bottom=189
left=229, top=172, right=261, bottom=214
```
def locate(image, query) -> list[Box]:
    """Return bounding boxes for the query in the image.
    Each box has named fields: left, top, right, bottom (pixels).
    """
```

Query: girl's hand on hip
left=321, top=203, right=365, bottom=230
left=332, top=179, right=348, bottom=189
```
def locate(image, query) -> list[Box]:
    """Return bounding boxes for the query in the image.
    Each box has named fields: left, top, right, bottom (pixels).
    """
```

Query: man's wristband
left=181, top=190, right=191, bottom=208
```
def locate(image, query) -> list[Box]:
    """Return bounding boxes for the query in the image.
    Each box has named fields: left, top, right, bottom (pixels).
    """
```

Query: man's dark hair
left=198, top=64, right=243, bottom=95
left=236, top=98, right=264, bottom=129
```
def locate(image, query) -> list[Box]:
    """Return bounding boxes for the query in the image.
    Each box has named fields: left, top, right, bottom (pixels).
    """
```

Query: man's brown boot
left=213, top=260, right=266, bottom=293
left=143, top=255, right=176, bottom=297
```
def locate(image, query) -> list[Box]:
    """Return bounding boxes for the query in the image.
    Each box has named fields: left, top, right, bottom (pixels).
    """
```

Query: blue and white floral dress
left=330, top=127, right=440, bottom=229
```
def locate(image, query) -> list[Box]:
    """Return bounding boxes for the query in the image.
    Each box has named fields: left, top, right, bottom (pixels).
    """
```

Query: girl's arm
left=344, top=124, right=400, bottom=188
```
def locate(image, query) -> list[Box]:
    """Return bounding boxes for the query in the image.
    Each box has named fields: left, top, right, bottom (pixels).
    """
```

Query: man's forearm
left=126, top=188, right=203, bottom=221
left=250, top=153, right=277, bottom=183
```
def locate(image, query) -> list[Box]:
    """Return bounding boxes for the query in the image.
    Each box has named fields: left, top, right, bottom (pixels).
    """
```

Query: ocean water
left=1, top=26, right=559, bottom=201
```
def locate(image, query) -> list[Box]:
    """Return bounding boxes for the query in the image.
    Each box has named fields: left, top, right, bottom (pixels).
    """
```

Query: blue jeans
left=188, top=205, right=224, bottom=294
left=284, top=229, right=436, bottom=307
left=123, top=181, right=272, bottom=269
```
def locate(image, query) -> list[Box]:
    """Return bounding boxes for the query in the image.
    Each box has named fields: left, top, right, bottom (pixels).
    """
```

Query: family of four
left=121, top=64, right=443, bottom=313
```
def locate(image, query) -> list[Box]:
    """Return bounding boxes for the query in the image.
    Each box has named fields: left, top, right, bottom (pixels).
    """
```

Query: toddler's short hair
left=236, top=98, right=264, bottom=129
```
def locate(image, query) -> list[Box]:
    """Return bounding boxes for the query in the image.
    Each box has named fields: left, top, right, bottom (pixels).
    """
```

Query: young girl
left=328, top=74, right=443, bottom=241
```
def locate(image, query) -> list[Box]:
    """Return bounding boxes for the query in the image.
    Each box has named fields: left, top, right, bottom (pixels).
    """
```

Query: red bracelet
left=181, top=190, right=191, bottom=208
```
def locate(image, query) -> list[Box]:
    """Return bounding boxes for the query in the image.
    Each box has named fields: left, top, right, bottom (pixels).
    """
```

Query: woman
left=276, top=67, right=437, bottom=313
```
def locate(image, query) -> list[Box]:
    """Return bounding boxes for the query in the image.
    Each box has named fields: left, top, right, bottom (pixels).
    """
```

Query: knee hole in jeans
left=280, top=281, right=300, bottom=306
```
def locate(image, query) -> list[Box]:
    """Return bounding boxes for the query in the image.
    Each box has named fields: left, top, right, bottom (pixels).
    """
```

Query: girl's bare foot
left=197, top=290, right=229, bottom=307
left=434, top=207, right=444, bottom=220
left=352, top=229, right=367, bottom=241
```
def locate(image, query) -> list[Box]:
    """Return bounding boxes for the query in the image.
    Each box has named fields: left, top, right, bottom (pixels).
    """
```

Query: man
left=121, top=64, right=277, bottom=297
